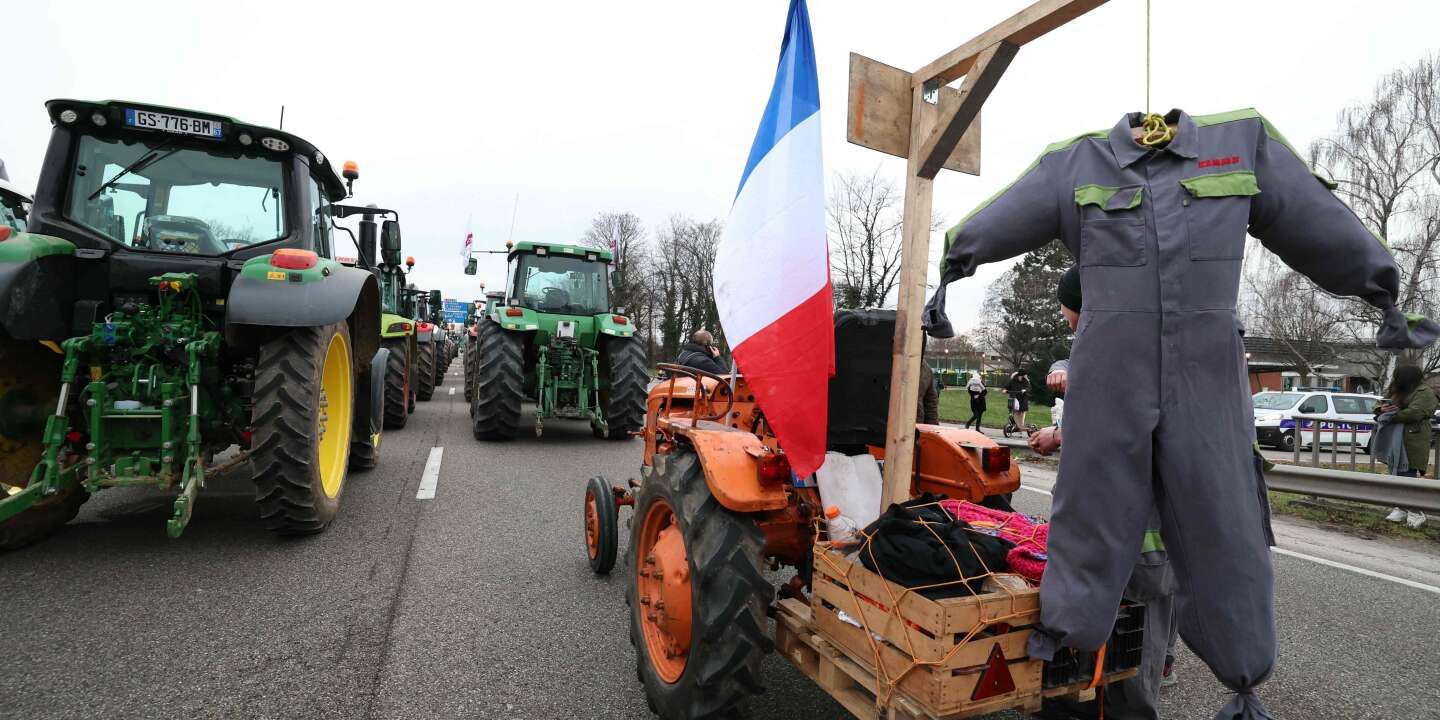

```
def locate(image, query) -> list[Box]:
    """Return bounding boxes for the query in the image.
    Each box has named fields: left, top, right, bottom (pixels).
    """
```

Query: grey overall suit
left=924, top=109, right=1439, bottom=720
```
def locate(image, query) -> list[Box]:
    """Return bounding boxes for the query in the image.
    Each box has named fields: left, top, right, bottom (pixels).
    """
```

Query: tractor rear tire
left=584, top=475, right=619, bottom=575
left=600, top=337, right=648, bottom=440
left=471, top=321, right=524, bottom=441
left=463, top=335, right=479, bottom=404
left=416, top=342, right=436, bottom=402
left=250, top=323, right=355, bottom=535
left=382, top=339, right=410, bottom=430
left=628, top=451, right=773, bottom=719
left=0, top=481, right=88, bottom=551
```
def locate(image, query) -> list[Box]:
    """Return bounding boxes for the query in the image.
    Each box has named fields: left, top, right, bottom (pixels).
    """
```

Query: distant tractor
left=0, top=175, right=32, bottom=236
left=0, top=99, right=388, bottom=547
left=468, top=242, right=647, bottom=440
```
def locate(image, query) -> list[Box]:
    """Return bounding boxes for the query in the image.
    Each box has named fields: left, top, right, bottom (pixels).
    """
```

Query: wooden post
left=850, top=0, right=1111, bottom=511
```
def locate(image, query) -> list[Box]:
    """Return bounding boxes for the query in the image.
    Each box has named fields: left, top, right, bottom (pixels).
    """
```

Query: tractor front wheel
left=250, top=323, right=355, bottom=535
left=598, top=337, right=648, bottom=440
left=628, top=451, right=773, bottom=718
left=471, top=321, right=523, bottom=441
left=584, top=475, right=619, bottom=575
left=381, top=339, right=410, bottom=430
left=416, top=341, right=437, bottom=401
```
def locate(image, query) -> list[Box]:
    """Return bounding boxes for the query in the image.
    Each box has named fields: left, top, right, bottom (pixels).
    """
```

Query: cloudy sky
left=4, top=0, right=1437, bottom=332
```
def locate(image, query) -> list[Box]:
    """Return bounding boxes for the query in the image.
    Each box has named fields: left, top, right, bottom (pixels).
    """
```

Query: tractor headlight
left=59, top=109, right=78, bottom=124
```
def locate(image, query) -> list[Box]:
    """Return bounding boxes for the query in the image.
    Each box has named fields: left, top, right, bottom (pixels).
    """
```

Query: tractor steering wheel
left=539, top=286, right=570, bottom=311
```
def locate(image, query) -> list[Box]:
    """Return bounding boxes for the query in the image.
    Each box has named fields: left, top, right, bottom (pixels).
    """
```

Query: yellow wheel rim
left=317, top=330, right=353, bottom=498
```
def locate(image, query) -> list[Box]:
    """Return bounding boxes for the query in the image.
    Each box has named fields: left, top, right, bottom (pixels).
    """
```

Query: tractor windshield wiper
left=87, top=139, right=180, bottom=201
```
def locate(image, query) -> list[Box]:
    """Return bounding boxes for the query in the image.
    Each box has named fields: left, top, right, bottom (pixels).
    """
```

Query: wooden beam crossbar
left=848, top=0, right=1110, bottom=511
left=915, top=41, right=1018, bottom=180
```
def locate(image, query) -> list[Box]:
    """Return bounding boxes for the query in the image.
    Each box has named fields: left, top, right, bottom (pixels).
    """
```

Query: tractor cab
left=504, top=240, right=611, bottom=317
left=0, top=177, right=31, bottom=236
left=27, top=100, right=349, bottom=308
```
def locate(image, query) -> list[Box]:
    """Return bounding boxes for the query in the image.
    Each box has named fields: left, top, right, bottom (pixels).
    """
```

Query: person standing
left=1005, top=370, right=1030, bottom=431
left=1380, top=364, right=1436, bottom=527
left=964, top=372, right=988, bottom=430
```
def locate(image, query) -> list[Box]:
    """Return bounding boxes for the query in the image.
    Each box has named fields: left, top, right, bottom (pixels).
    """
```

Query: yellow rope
left=1138, top=1, right=1174, bottom=147
left=1138, top=113, right=1174, bottom=146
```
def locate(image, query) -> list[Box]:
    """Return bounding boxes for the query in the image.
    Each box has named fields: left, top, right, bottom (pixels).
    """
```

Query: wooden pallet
left=774, top=545, right=1135, bottom=719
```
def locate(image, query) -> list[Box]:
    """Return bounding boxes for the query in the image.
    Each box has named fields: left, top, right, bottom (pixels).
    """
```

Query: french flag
left=714, top=0, right=833, bottom=477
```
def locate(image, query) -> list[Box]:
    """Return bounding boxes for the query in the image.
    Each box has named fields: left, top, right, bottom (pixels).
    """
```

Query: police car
left=1253, top=388, right=1383, bottom=451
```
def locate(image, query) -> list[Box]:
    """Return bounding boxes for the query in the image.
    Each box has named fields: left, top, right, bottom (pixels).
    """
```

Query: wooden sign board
left=846, top=53, right=981, bottom=176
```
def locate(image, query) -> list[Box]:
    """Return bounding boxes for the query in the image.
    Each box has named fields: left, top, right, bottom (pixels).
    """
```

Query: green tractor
left=367, top=244, right=419, bottom=430
left=407, top=286, right=453, bottom=402
left=0, top=99, right=388, bottom=548
left=468, top=241, right=647, bottom=440
left=329, top=200, right=408, bottom=460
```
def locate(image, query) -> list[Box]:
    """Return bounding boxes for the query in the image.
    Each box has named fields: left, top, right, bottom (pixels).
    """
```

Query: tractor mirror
left=430, top=289, right=442, bottom=306
left=464, top=257, right=478, bottom=275
left=610, top=269, right=625, bottom=287
left=381, top=220, right=402, bottom=266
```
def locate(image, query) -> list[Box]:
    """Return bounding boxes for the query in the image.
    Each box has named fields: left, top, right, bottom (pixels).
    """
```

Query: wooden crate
left=790, top=545, right=1133, bottom=719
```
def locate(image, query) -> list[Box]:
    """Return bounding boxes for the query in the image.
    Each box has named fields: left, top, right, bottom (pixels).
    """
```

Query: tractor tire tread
left=382, top=339, right=409, bottom=430
left=249, top=324, right=350, bottom=535
left=471, top=321, right=523, bottom=440
left=628, top=451, right=772, bottom=719
left=602, top=337, right=648, bottom=440
left=416, top=342, right=436, bottom=401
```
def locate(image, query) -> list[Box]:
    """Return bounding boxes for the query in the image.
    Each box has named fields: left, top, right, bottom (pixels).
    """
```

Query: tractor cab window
left=66, top=134, right=287, bottom=255
left=307, top=175, right=332, bottom=258
left=513, top=253, right=609, bottom=315
left=1, top=193, right=25, bottom=232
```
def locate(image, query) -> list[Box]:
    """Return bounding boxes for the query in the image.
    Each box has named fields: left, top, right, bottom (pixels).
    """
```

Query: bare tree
left=1241, top=253, right=1347, bottom=385
left=583, top=212, right=657, bottom=359
left=1308, top=54, right=1440, bottom=381
left=827, top=166, right=944, bottom=309
left=975, top=267, right=1030, bottom=371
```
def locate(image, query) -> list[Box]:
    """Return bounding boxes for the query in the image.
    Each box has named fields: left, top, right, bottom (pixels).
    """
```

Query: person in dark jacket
left=1004, top=370, right=1030, bottom=430
left=674, top=330, right=726, bottom=375
left=918, top=363, right=939, bottom=425
left=964, top=372, right=987, bottom=429
left=1380, top=364, right=1437, bottom=528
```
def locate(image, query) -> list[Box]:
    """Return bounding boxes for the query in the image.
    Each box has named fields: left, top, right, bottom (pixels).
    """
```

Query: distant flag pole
left=461, top=214, right=474, bottom=260
left=713, top=0, right=832, bottom=478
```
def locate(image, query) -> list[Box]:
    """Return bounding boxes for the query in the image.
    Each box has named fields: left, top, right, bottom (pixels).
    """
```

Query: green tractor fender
left=224, top=254, right=381, bottom=365
left=0, top=233, right=76, bottom=341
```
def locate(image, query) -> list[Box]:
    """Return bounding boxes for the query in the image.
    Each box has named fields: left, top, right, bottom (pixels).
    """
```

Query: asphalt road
left=4, top=364, right=1438, bottom=719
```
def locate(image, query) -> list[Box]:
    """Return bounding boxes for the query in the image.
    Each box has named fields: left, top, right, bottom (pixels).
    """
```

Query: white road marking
left=416, top=447, right=443, bottom=500
left=1272, top=547, right=1440, bottom=595
left=1020, top=484, right=1052, bottom=497
left=449, top=387, right=455, bottom=396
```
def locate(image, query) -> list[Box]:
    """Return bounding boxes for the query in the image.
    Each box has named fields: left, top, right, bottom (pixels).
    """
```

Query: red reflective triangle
left=971, top=642, right=1017, bottom=701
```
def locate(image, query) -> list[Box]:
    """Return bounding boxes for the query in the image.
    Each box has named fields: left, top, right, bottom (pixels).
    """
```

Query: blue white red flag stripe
left=714, top=0, right=833, bottom=477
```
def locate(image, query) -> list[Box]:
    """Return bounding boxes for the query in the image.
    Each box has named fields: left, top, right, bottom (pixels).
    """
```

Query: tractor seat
left=141, top=215, right=225, bottom=255
left=827, top=309, right=899, bottom=451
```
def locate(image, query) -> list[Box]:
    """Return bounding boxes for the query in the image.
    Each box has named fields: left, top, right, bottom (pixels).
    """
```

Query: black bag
left=858, top=493, right=1014, bottom=598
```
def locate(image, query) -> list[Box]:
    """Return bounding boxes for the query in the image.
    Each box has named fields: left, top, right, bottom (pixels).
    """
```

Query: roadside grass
left=938, top=388, right=1052, bottom=429
left=1268, top=491, right=1440, bottom=544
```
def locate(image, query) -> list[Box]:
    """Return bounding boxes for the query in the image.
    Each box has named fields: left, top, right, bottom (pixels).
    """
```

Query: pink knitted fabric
left=940, top=500, right=1049, bottom=583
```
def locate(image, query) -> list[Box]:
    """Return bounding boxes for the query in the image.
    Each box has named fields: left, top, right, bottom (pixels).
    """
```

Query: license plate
left=124, top=109, right=223, bottom=139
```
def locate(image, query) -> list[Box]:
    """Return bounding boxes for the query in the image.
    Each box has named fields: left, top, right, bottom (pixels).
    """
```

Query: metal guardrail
left=993, top=434, right=1440, bottom=513
left=1289, top=414, right=1440, bottom=476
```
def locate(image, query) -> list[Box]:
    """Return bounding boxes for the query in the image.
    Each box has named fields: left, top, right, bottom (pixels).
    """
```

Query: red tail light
left=757, top=452, right=792, bottom=486
left=612, top=315, right=628, bottom=325
left=980, top=446, right=1011, bottom=474
left=971, top=643, right=1017, bottom=700
left=271, top=248, right=318, bottom=270
left=505, top=307, right=523, bottom=317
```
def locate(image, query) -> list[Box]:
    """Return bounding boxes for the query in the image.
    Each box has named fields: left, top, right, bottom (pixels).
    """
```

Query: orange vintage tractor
left=581, top=311, right=1136, bottom=719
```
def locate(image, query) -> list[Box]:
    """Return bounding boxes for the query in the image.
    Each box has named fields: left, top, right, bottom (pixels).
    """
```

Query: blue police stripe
left=735, top=0, right=821, bottom=199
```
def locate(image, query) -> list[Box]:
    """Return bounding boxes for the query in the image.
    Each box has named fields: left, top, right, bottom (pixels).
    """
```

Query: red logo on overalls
left=1198, top=155, right=1241, bottom=169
